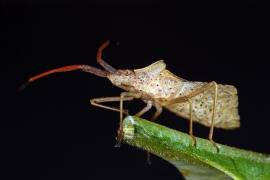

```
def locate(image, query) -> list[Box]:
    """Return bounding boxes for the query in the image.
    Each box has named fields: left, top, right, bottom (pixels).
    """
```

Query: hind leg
left=162, top=81, right=219, bottom=152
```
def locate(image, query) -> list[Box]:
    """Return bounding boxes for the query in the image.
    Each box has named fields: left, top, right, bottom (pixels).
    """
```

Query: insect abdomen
left=165, top=84, right=240, bottom=129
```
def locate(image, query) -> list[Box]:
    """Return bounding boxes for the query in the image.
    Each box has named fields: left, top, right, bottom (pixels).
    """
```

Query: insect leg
left=150, top=103, right=163, bottom=121
left=164, top=81, right=220, bottom=152
left=146, top=103, right=163, bottom=165
left=90, top=97, right=134, bottom=115
left=208, top=82, right=219, bottom=152
left=186, top=81, right=219, bottom=152
left=116, top=92, right=142, bottom=147
left=135, top=100, right=153, bottom=117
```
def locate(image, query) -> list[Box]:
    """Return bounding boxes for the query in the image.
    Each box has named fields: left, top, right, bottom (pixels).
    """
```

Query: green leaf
left=122, top=116, right=270, bottom=180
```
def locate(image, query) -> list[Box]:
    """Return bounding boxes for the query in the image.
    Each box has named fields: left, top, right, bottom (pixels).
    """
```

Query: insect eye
left=125, top=71, right=131, bottom=76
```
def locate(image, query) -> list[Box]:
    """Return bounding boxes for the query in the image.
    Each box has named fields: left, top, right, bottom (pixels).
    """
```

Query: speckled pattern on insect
left=22, top=40, right=240, bottom=163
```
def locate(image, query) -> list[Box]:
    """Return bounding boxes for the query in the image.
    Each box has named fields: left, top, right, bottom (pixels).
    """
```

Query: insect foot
left=114, top=128, right=123, bottom=148
left=190, top=135, right=197, bottom=147
left=210, top=139, right=220, bottom=153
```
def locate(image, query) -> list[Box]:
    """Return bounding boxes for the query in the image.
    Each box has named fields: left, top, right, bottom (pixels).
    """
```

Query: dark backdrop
left=1, top=1, right=270, bottom=180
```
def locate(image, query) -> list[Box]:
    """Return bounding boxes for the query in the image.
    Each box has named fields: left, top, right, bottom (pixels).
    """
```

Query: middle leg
left=90, top=96, right=133, bottom=115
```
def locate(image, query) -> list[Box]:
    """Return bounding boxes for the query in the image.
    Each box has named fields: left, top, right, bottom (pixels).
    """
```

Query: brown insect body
left=108, top=60, right=240, bottom=129
left=23, top=41, right=240, bottom=160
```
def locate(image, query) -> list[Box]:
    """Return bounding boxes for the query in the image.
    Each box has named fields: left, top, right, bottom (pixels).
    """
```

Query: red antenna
left=18, top=41, right=118, bottom=91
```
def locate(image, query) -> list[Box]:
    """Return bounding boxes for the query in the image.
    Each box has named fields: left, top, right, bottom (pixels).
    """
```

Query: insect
left=22, top=40, right=240, bottom=163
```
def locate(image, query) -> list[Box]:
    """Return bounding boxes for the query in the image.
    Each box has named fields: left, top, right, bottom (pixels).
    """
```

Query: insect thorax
left=134, top=67, right=202, bottom=98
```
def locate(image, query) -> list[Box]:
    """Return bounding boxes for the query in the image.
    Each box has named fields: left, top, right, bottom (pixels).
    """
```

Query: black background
left=1, top=1, right=270, bottom=180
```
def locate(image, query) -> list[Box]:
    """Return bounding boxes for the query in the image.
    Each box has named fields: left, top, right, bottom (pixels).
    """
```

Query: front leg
left=90, top=96, right=134, bottom=115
